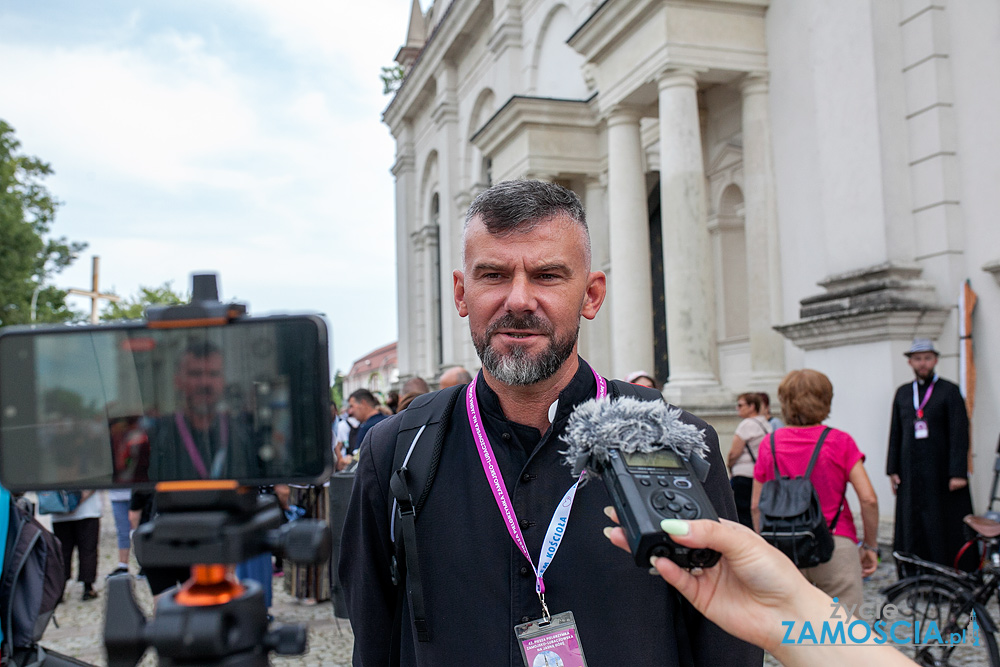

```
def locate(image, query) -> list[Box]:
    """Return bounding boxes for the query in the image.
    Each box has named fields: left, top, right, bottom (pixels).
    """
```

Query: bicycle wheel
left=884, top=575, right=1000, bottom=667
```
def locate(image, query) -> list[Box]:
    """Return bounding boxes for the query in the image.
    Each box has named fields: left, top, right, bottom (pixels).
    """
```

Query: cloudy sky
left=0, top=0, right=416, bottom=374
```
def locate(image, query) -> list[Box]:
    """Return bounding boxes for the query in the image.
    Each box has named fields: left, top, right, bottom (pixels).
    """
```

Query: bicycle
left=882, top=514, right=1000, bottom=666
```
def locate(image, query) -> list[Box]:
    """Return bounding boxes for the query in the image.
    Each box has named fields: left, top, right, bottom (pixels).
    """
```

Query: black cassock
left=887, top=376, right=975, bottom=571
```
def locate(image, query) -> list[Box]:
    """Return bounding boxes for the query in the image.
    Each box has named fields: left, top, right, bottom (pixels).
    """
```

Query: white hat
left=625, top=370, right=655, bottom=384
left=904, top=338, right=939, bottom=357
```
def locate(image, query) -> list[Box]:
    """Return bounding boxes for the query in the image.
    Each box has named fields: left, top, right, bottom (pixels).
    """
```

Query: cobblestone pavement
left=37, top=495, right=995, bottom=665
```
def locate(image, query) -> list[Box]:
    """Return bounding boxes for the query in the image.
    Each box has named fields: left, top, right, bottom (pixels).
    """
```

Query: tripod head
left=105, top=485, right=332, bottom=667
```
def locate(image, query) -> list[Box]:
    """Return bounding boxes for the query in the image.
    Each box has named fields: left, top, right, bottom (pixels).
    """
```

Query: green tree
left=331, top=370, right=345, bottom=409
left=380, top=64, right=405, bottom=95
left=0, top=119, right=86, bottom=327
left=43, top=387, right=96, bottom=419
left=101, top=282, right=188, bottom=321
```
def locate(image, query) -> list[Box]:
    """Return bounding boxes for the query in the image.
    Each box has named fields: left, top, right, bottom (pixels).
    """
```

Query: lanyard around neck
left=175, top=412, right=228, bottom=479
left=912, top=374, right=938, bottom=419
left=466, top=367, right=607, bottom=620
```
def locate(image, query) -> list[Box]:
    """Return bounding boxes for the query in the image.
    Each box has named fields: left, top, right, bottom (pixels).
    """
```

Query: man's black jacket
left=340, top=360, right=762, bottom=666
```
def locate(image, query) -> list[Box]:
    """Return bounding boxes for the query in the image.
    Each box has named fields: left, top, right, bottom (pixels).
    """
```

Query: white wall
left=948, top=0, right=1000, bottom=507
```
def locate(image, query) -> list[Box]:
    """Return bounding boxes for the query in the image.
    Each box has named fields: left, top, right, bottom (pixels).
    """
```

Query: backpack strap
left=609, top=379, right=663, bottom=402
left=746, top=418, right=771, bottom=464
left=804, top=427, right=833, bottom=480
left=388, top=384, right=464, bottom=647
left=802, top=427, right=847, bottom=532
left=769, top=433, right=781, bottom=478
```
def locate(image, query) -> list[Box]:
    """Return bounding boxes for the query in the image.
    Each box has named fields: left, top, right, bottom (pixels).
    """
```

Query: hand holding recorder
left=604, top=516, right=916, bottom=667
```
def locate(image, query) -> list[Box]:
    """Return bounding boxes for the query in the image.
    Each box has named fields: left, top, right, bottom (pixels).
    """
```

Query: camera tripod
left=104, top=484, right=331, bottom=667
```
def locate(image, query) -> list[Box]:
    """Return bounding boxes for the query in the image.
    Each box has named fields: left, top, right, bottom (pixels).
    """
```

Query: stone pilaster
left=392, top=122, right=416, bottom=379
left=740, top=72, right=785, bottom=387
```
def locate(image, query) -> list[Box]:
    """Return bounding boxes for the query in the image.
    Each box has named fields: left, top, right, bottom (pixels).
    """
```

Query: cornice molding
left=472, top=95, right=598, bottom=155
left=391, top=153, right=416, bottom=177
left=568, top=0, right=768, bottom=115
left=775, top=261, right=949, bottom=351
left=775, top=309, right=950, bottom=351
left=983, top=259, right=1000, bottom=286
left=383, top=0, right=488, bottom=130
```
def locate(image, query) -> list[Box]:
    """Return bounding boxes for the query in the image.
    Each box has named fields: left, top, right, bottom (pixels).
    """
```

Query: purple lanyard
left=466, top=368, right=607, bottom=619
left=912, top=374, right=938, bottom=419
left=175, top=412, right=228, bottom=479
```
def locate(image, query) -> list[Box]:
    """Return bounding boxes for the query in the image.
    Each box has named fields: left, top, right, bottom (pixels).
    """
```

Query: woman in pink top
left=750, top=369, right=880, bottom=610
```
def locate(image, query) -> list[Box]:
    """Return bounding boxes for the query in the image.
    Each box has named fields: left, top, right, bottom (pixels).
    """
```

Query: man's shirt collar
left=475, top=356, right=598, bottom=435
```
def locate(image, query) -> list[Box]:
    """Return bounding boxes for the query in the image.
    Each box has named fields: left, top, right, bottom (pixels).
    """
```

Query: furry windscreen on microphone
left=560, top=397, right=707, bottom=479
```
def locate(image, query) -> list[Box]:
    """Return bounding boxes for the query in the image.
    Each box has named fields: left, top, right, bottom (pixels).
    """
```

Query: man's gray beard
left=473, top=327, right=578, bottom=387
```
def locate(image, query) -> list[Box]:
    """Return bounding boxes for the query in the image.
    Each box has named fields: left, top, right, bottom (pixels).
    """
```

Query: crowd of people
left=330, top=366, right=474, bottom=472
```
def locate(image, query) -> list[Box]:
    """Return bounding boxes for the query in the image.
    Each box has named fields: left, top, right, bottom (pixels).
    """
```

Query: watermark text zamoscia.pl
left=780, top=598, right=981, bottom=647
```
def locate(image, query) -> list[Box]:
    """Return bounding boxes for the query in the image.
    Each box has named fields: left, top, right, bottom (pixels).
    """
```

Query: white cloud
left=223, top=0, right=411, bottom=72
left=2, top=42, right=259, bottom=189
left=0, top=2, right=404, bottom=371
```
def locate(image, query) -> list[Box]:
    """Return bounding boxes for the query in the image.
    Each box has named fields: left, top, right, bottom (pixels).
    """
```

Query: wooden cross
left=67, top=256, right=121, bottom=324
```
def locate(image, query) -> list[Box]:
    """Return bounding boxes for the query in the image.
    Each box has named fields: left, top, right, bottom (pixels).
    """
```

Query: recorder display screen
left=622, top=450, right=683, bottom=470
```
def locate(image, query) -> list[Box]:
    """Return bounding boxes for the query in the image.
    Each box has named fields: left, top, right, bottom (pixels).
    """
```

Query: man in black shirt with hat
left=887, top=337, right=975, bottom=571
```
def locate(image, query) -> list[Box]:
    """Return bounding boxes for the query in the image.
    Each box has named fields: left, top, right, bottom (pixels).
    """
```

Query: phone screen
left=0, top=316, right=331, bottom=491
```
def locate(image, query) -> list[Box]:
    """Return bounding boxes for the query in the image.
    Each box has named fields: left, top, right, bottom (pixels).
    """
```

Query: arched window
left=532, top=5, right=588, bottom=98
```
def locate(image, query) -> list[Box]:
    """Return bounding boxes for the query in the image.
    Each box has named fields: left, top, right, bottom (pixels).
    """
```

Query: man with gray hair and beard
left=340, top=180, right=758, bottom=667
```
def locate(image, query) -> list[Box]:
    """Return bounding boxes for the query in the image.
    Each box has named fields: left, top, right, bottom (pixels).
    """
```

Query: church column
left=432, top=62, right=460, bottom=379
left=581, top=175, right=612, bottom=375
left=416, top=223, right=441, bottom=382
left=657, top=69, right=718, bottom=392
left=391, top=121, right=417, bottom=380
left=741, top=73, right=785, bottom=386
left=606, top=106, right=655, bottom=379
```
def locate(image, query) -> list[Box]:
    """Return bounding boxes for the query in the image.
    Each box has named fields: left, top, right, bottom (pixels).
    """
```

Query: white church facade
left=383, top=0, right=1000, bottom=515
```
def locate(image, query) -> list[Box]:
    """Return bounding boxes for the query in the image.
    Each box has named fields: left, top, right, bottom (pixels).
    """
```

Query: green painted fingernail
left=661, top=519, right=690, bottom=535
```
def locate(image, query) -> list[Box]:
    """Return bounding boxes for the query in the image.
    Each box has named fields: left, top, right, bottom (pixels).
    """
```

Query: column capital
left=431, top=100, right=459, bottom=127
left=391, top=152, right=416, bottom=176
left=740, top=71, right=770, bottom=97
left=453, top=190, right=472, bottom=215
left=583, top=172, right=607, bottom=189
left=410, top=224, right=439, bottom=248
left=604, top=104, right=644, bottom=127
left=656, top=67, right=701, bottom=91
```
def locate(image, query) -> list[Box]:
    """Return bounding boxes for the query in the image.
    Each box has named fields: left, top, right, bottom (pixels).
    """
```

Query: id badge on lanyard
left=912, top=375, right=937, bottom=441
left=515, top=611, right=588, bottom=667
left=466, top=369, right=606, bottom=667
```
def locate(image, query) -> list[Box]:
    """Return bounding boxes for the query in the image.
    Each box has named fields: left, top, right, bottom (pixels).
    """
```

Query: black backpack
left=757, top=428, right=844, bottom=568
left=0, top=493, right=65, bottom=666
